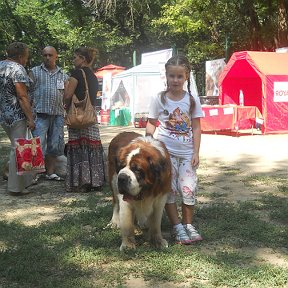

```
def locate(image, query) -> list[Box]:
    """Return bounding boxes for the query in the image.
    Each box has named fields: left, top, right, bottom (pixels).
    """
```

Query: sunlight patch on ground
left=251, top=247, right=288, bottom=268
left=3, top=206, right=64, bottom=226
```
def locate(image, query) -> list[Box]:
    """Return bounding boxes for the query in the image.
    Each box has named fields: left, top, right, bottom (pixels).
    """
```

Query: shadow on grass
left=0, top=203, right=120, bottom=288
left=0, top=127, right=288, bottom=287
left=0, top=190, right=287, bottom=287
left=198, top=201, right=288, bottom=248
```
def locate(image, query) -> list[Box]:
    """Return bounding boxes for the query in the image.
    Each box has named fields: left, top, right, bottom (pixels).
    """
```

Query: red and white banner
left=274, top=82, right=288, bottom=102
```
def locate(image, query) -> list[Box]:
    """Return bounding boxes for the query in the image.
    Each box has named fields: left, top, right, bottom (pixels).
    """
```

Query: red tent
left=219, top=51, right=288, bottom=134
left=95, top=64, right=125, bottom=78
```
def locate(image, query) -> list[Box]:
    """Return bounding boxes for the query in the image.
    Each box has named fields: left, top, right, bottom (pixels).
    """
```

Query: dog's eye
left=116, top=160, right=126, bottom=172
left=133, top=166, right=142, bottom=173
left=131, top=165, right=144, bottom=177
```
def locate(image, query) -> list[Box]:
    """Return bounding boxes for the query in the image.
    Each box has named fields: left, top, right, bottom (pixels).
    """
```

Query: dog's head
left=115, top=137, right=171, bottom=202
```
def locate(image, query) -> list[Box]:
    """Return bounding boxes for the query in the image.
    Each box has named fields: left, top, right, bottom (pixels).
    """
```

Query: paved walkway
left=99, top=125, right=288, bottom=174
left=99, top=125, right=145, bottom=152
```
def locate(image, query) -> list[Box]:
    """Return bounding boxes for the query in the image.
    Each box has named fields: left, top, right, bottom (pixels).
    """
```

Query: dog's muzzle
left=117, top=173, right=130, bottom=194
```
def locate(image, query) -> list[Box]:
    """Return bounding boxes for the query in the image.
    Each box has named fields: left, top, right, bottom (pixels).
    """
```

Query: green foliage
left=0, top=0, right=287, bottom=87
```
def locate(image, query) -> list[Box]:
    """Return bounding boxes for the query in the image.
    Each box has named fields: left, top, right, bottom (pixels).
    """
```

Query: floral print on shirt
left=0, top=60, right=30, bottom=126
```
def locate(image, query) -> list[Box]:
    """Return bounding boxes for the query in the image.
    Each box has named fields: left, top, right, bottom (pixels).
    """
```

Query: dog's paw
left=107, top=214, right=120, bottom=229
left=120, top=238, right=136, bottom=251
left=151, top=237, right=168, bottom=249
left=106, top=221, right=119, bottom=229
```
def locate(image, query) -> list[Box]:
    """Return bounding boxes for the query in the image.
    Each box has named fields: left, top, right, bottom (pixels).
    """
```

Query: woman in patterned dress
left=63, top=47, right=105, bottom=192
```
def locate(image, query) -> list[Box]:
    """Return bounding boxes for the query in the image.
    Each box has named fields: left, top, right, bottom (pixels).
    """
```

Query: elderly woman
left=64, top=47, right=105, bottom=192
left=0, top=42, right=35, bottom=195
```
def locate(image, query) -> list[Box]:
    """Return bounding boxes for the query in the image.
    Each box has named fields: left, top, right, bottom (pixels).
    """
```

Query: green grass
left=243, top=174, right=288, bottom=188
left=0, top=187, right=287, bottom=287
left=0, top=129, right=288, bottom=287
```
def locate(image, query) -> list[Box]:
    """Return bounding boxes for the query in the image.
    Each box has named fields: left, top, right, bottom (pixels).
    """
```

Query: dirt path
left=1, top=125, right=288, bottom=280
left=0, top=126, right=287, bottom=226
left=0, top=126, right=144, bottom=225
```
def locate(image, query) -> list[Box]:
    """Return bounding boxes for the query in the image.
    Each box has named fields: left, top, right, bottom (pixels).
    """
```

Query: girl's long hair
left=160, top=55, right=195, bottom=115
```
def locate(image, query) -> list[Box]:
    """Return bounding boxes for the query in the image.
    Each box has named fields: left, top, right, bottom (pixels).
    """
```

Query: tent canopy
left=95, top=64, right=125, bottom=78
left=220, top=51, right=288, bottom=80
left=219, top=51, right=288, bottom=134
left=109, top=63, right=166, bottom=120
left=113, top=63, right=163, bottom=76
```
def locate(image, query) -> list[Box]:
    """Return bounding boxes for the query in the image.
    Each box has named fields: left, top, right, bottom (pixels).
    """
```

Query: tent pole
left=225, top=35, right=231, bottom=62
left=133, top=51, right=137, bottom=66
left=172, top=44, right=177, bottom=56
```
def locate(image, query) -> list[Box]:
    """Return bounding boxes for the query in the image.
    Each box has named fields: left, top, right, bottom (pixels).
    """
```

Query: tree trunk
left=277, top=0, right=288, bottom=48
left=246, top=1, right=262, bottom=50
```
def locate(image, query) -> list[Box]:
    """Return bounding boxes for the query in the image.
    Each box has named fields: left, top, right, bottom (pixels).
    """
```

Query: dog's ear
left=114, top=157, right=121, bottom=173
left=115, top=156, right=127, bottom=173
left=148, top=157, right=166, bottom=182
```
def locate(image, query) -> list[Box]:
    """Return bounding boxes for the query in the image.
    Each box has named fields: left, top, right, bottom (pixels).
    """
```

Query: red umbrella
left=95, top=64, right=125, bottom=78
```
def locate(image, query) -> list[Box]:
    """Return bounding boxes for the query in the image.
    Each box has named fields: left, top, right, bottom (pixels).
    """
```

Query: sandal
left=31, top=174, right=41, bottom=185
left=45, top=173, right=64, bottom=181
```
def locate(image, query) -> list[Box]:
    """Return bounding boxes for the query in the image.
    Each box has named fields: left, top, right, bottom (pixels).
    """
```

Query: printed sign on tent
left=274, top=82, right=288, bottom=102
left=205, top=58, right=226, bottom=96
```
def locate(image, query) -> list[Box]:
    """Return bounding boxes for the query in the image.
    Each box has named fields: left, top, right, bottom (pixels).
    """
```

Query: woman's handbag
left=15, top=130, right=46, bottom=175
left=65, top=69, right=97, bottom=129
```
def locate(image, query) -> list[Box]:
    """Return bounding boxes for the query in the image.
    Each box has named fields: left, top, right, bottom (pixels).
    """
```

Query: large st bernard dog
left=108, top=132, right=171, bottom=251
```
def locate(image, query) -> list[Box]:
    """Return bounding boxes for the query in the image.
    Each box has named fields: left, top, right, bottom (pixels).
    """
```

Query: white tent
left=141, top=48, right=173, bottom=64
left=110, top=63, right=198, bottom=124
left=110, top=63, right=166, bottom=121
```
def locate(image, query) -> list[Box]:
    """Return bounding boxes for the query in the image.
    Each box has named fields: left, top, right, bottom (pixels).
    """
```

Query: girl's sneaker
left=184, top=224, right=203, bottom=242
left=173, top=224, right=193, bottom=245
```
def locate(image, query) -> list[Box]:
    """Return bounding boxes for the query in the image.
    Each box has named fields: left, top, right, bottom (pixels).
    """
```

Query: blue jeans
left=32, top=113, right=64, bottom=156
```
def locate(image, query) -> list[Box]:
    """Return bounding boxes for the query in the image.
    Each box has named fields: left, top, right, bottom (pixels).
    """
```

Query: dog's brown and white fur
left=108, top=132, right=171, bottom=251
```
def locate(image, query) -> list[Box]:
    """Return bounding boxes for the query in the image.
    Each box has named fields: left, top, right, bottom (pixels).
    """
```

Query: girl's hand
left=191, top=153, right=199, bottom=167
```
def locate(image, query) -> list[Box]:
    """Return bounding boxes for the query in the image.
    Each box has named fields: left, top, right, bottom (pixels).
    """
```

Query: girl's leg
left=165, top=155, right=180, bottom=225
left=166, top=156, right=192, bottom=244
left=165, top=203, right=180, bottom=225
left=178, top=158, right=198, bottom=224
left=179, top=159, right=203, bottom=242
left=182, top=203, right=194, bottom=225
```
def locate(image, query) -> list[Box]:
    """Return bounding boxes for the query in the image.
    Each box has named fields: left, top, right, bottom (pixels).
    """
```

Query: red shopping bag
left=15, top=131, right=46, bottom=175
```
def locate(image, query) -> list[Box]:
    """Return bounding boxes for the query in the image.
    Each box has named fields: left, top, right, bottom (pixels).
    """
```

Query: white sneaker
left=173, top=224, right=193, bottom=244
left=184, top=224, right=203, bottom=242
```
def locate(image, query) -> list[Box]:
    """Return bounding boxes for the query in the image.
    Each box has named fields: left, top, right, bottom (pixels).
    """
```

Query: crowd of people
left=0, top=42, right=202, bottom=245
left=0, top=42, right=105, bottom=196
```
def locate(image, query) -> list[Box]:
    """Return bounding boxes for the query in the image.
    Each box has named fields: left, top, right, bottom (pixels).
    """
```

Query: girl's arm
left=63, top=77, right=78, bottom=108
left=145, top=118, right=158, bottom=137
left=191, top=117, right=201, bottom=167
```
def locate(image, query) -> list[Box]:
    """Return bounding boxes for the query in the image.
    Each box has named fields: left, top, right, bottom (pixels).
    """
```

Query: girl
left=64, top=47, right=105, bottom=192
left=146, top=55, right=203, bottom=244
